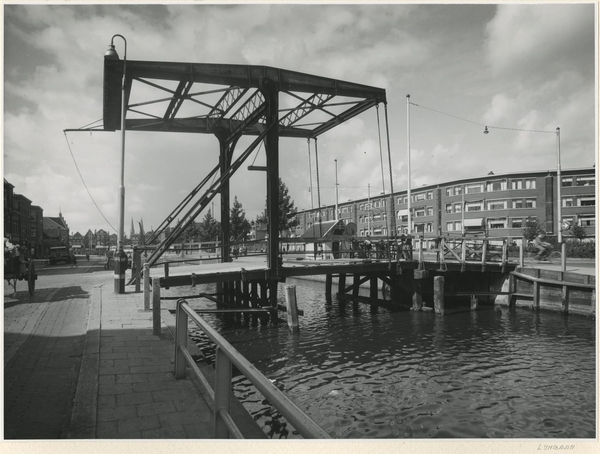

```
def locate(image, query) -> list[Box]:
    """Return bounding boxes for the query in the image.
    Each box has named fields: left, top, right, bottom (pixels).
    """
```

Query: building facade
left=294, top=167, right=596, bottom=242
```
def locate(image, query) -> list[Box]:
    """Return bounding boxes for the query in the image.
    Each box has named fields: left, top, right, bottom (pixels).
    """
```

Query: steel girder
left=103, top=59, right=386, bottom=138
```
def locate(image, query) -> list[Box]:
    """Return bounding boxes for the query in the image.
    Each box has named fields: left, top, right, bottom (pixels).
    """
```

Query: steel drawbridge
left=102, top=57, right=386, bottom=282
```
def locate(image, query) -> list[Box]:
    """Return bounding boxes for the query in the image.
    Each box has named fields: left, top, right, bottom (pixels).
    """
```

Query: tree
left=256, top=178, right=299, bottom=234
left=230, top=197, right=252, bottom=242
left=198, top=209, right=221, bottom=242
left=571, top=224, right=587, bottom=242
left=522, top=216, right=545, bottom=242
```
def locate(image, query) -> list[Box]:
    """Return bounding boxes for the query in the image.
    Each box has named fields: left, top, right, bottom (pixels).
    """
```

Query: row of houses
left=293, top=167, right=596, bottom=243
left=4, top=179, right=70, bottom=259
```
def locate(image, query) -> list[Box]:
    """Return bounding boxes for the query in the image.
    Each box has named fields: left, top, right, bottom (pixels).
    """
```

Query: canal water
left=173, top=277, right=596, bottom=439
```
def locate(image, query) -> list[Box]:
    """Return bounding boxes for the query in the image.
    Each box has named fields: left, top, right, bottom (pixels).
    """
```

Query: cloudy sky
left=3, top=2, right=597, bottom=237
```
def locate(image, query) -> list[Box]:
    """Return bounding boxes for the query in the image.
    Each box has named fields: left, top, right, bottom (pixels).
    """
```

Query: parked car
left=48, top=246, right=71, bottom=265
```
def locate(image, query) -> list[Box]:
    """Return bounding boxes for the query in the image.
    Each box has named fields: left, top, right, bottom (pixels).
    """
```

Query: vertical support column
left=533, top=281, right=540, bottom=310
left=152, top=278, right=161, bottom=335
left=174, top=301, right=188, bottom=379
left=259, top=77, right=280, bottom=275
left=338, top=273, right=346, bottom=295
left=434, top=275, right=445, bottom=315
left=481, top=239, right=488, bottom=272
left=370, top=275, right=378, bottom=300
left=133, top=247, right=142, bottom=293
left=214, top=346, right=232, bottom=439
left=164, top=263, right=170, bottom=290
left=143, top=263, right=150, bottom=311
left=508, top=273, right=516, bottom=308
left=470, top=294, right=478, bottom=311
left=284, top=285, right=300, bottom=333
left=561, top=285, right=569, bottom=314
left=352, top=274, right=360, bottom=298
left=412, top=277, right=423, bottom=311
left=214, top=129, right=238, bottom=265
left=325, top=274, right=333, bottom=300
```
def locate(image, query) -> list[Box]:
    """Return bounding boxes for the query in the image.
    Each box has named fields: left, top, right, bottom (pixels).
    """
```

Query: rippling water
left=175, top=277, right=596, bottom=439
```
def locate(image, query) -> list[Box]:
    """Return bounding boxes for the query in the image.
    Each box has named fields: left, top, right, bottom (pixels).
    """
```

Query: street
left=3, top=254, right=113, bottom=438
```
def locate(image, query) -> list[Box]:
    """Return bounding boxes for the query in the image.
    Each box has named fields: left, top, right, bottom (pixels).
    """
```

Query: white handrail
left=174, top=299, right=331, bottom=439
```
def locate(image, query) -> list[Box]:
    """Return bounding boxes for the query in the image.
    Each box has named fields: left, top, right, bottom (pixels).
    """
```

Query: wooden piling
left=284, top=285, right=300, bottom=333
left=325, top=274, right=333, bottom=300
left=434, top=275, right=445, bottom=315
left=370, top=276, right=378, bottom=300
left=470, top=294, right=478, bottom=310
left=338, top=273, right=346, bottom=296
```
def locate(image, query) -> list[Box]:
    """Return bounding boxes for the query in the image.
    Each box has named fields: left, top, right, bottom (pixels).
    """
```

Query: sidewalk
left=4, top=269, right=265, bottom=439
left=67, top=278, right=266, bottom=439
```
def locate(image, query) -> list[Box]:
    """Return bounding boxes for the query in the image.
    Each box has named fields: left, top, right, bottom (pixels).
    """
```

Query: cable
left=63, top=131, right=117, bottom=233
left=409, top=101, right=555, bottom=133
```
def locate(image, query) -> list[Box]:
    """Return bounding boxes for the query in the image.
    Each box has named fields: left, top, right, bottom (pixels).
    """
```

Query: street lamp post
left=556, top=127, right=562, bottom=244
left=105, top=34, right=128, bottom=294
left=406, top=94, right=412, bottom=236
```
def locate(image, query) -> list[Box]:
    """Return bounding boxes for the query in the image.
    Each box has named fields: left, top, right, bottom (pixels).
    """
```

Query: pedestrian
left=71, top=252, right=78, bottom=269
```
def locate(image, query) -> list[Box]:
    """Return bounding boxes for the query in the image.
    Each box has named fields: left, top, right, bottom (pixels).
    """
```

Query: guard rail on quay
left=174, top=298, right=331, bottom=439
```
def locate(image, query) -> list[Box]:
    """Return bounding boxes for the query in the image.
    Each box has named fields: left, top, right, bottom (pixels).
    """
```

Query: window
left=561, top=177, right=573, bottom=187
left=511, top=218, right=523, bottom=228
left=445, top=188, right=453, bottom=197
left=445, top=203, right=453, bottom=214
left=466, top=183, right=483, bottom=194
left=415, top=208, right=426, bottom=217
left=578, top=215, right=595, bottom=228
left=446, top=221, right=455, bottom=232
left=415, top=192, right=426, bottom=201
left=513, top=199, right=523, bottom=209
left=562, top=197, right=574, bottom=207
left=579, top=196, right=595, bottom=207
left=453, top=203, right=462, bottom=213
left=576, top=176, right=595, bottom=187
left=525, top=199, right=537, bottom=209
left=487, top=200, right=507, bottom=210
left=486, top=180, right=507, bottom=192
left=427, top=191, right=433, bottom=200
left=426, top=207, right=434, bottom=216
left=488, top=218, right=507, bottom=229
left=446, top=221, right=461, bottom=232
left=465, top=201, right=483, bottom=212
left=511, top=180, right=523, bottom=190
left=455, top=186, right=463, bottom=195
left=425, top=223, right=433, bottom=233
left=525, top=179, right=536, bottom=189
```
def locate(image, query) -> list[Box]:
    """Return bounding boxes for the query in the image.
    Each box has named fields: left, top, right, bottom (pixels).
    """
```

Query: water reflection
left=170, top=277, right=596, bottom=439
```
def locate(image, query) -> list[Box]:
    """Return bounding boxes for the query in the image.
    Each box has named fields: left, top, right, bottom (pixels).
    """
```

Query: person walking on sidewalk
left=70, top=252, right=78, bottom=269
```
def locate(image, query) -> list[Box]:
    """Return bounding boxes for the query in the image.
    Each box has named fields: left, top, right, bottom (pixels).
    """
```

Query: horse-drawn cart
left=4, top=256, right=37, bottom=296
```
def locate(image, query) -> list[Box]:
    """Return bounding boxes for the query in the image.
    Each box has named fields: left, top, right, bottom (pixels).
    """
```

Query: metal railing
left=174, top=299, right=331, bottom=439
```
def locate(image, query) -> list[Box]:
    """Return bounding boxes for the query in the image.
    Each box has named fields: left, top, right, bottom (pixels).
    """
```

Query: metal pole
left=406, top=94, right=412, bottom=235
left=108, top=34, right=128, bottom=294
left=334, top=159, right=339, bottom=220
left=556, top=127, right=562, bottom=243
left=367, top=183, right=371, bottom=235
left=308, top=140, right=314, bottom=209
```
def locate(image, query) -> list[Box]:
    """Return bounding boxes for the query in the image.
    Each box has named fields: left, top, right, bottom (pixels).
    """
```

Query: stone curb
left=67, top=285, right=103, bottom=438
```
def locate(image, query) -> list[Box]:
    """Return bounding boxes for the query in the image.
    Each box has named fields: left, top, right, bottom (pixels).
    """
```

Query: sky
left=3, top=2, right=597, bottom=237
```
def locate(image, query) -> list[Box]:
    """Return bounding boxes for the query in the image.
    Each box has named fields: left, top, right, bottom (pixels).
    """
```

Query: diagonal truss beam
left=144, top=122, right=274, bottom=268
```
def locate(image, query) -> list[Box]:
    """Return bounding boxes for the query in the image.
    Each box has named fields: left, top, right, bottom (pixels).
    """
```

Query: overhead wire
left=408, top=101, right=555, bottom=133
left=63, top=131, right=117, bottom=233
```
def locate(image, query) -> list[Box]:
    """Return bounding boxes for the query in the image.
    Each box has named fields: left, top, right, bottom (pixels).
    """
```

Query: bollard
left=152, top=278, right=161, bottom=335
left=284, top=285, right=300, bottom=333
left=143, top=264, right=150, bottom=311
left=434, top=275, right=445, bottom=315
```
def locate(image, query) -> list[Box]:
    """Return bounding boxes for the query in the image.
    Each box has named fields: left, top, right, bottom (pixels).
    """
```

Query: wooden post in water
left=152, top=278, right=161, bottom=335
left=338, top=273, right=346, bottom=296
left=325, top=274, right=333, bottom=301
left=470, top=294, right=478, bottom=310
left=412, top=277, right=423, bottom=311
left=284, top=285, right=300, bottom=333
left=370, top=276, right=378, bottom=300
left=143, top=263, right=150, bottom=311
left=433, top=275, right=445, bottom=315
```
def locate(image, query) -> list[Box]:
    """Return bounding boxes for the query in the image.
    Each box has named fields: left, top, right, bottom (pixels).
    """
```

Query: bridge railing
left=174, top=299, right=331, bottom=439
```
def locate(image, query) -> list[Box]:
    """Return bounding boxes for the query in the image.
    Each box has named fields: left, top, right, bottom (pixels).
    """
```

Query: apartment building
left=294, top=167, right=596, bottom=241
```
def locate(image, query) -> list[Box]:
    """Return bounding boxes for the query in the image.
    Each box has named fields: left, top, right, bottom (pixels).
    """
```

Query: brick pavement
left=4, top=264, right=265, bottom=439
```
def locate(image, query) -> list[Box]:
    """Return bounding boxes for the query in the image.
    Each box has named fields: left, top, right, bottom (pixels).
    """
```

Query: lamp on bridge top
left=105, top=44, right=119, bottom=60
left=483, top=126, right=489, bottom=134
